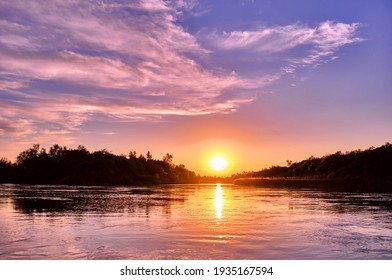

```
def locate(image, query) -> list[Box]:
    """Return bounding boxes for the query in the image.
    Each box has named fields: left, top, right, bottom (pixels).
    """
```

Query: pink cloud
left=0, top=0, right=365, bottom=160
left=0, top=0, right=257, bottom=118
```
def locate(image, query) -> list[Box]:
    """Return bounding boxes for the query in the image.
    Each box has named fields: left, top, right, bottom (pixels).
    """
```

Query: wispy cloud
left=0, top=0, right=255, bottom=116
left=199, top=21, right=362, bottom=72
left=0, top=0, right=364, bottom=158
left=0, top=117, right=34, bottom=137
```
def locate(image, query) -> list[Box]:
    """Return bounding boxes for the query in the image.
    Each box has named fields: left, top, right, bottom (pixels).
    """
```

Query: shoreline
left=233, top=177, right=392, bottom=193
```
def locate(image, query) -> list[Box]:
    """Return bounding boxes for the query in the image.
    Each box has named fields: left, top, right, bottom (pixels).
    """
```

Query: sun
left=209, top=156, right=229, bottom=171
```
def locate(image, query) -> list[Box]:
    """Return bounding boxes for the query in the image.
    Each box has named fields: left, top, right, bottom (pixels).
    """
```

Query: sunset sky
left=1, top=0, right=391, bottom=175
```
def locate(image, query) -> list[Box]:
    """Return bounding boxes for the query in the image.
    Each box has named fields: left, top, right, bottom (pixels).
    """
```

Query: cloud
left=0, top=117, right=34, bottom=137
left=0, top=80, right=25, bottom=90
left=0, top=0, right=255, bottom=118
left=199, top=21, right=362, bottom=72
left=0, top=0, right=364, bottom=158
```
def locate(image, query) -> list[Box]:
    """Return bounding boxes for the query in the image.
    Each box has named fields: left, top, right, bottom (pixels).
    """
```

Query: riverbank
left=233, top=177, right=392, bottom=193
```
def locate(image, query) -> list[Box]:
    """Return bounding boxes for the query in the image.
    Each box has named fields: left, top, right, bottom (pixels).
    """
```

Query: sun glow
left=209, top=155, right=229, bottom=171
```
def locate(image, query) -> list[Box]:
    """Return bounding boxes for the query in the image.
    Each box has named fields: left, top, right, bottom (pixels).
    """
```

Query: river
left=1, top=183, right=392, bottom=259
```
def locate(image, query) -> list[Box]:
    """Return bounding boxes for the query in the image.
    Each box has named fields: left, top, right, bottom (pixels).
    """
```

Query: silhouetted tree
left=0, top=158, right=12, bottom=182
left=2, top=143, right=392, bottom=190
left=163, top=153, right=174, bottom=166
left=232, top=143, right=392, bottom=192
left=0, top=144, right=199, bottom=185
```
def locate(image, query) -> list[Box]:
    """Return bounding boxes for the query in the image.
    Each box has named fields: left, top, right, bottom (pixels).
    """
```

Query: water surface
left=1, top=184, right=392, bottom=259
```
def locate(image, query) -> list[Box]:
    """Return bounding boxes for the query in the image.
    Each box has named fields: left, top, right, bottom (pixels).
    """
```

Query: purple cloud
left=198, top=21, right=362, bottom=73
left=0, top=0, right=364, bottom=158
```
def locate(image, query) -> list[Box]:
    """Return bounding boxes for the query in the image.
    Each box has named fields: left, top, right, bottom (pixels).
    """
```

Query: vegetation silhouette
left=1, top=143, right=391, bottom=191
left=232, top=143, right=392, bottom=192
left=0, top=144, right=199, bottom=185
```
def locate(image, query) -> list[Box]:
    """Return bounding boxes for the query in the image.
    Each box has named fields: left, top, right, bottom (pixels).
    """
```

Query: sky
left=1, top=0, right=391, bottom=175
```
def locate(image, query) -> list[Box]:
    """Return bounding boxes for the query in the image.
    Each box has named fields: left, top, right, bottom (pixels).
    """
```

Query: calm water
left=1, top=183, right=392, bottom=259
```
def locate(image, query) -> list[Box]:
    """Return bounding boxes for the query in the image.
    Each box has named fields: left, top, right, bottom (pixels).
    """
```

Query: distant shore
left=2, top=143, right=392, bottom=189
left=233, top=177, right=392, bottom=193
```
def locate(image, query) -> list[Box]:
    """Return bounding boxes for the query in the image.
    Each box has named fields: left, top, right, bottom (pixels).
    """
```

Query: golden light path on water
left=214, top=183, right=224, bottom=219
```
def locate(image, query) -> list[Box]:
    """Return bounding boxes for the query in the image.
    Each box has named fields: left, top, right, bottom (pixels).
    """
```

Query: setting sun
left=209, top=156, right=229, bottom=171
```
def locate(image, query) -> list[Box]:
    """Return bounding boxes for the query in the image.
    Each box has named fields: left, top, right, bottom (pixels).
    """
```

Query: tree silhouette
left=232, top=143, right=392, bottom=192
left=1, top=143, right=392, bottom=191
left=0, top=144, right=199, bottom=185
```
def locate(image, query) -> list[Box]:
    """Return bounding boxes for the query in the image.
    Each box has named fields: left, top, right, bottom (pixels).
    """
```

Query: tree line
left=231, top=143, right=392, bottom=190
left=0, top=144, right=199, bottom=185
left=1, top=143, right=391, bottom=187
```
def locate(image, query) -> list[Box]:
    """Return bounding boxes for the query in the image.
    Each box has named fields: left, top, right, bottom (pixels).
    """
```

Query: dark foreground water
left=1, top=183, right=392, bottom=259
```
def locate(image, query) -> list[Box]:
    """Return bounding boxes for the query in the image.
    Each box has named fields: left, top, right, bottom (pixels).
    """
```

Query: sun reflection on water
left=214, top=184, right=224, bottom=219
